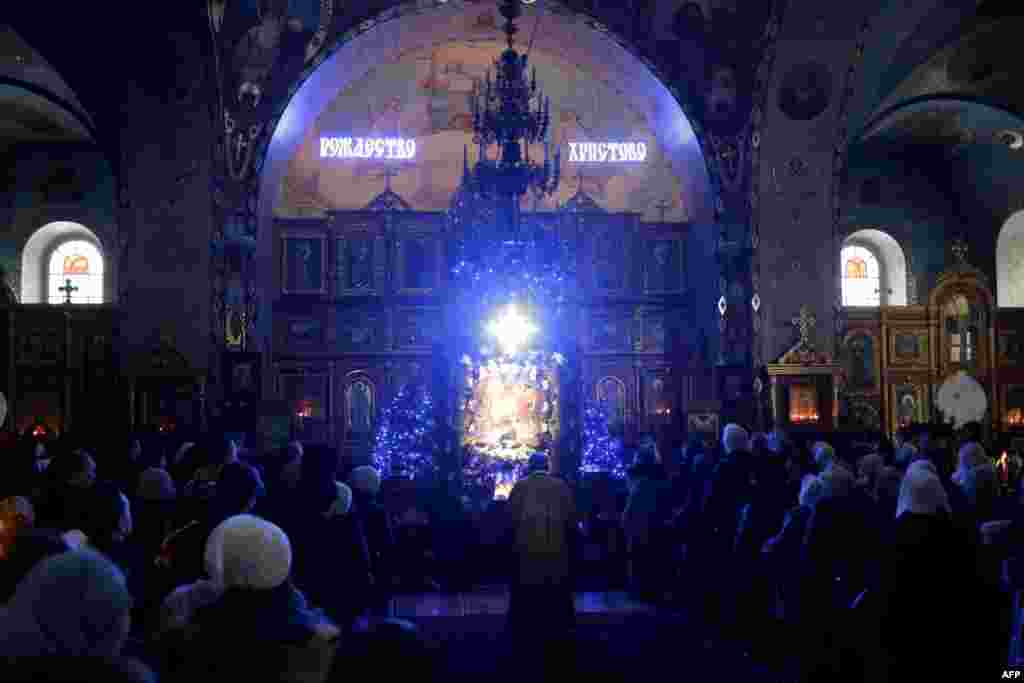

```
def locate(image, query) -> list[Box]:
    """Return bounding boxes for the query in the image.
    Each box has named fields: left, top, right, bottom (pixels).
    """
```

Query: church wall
left=115, top=79, right=213, bottom=378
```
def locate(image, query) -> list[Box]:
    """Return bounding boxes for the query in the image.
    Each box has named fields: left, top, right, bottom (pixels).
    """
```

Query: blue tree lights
left=373, top=383, right=439, bottom=480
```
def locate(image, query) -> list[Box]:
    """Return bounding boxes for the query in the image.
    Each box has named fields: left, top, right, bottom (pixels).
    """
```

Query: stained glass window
left=47, top=241, right=103, bottom=304
left=841, top=245, right=880, bottom=307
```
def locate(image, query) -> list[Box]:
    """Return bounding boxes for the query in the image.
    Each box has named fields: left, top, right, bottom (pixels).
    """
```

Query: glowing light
left=319, top=137, right=416, bottom=160
left=486, top=305, right=537, bottom=355
left=568, top=142, right=647, bottom=163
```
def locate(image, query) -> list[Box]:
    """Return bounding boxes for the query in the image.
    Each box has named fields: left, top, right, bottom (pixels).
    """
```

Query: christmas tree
left=373, top=383, right=439, bottom=480
left=579, top=400, right=625, bottom=478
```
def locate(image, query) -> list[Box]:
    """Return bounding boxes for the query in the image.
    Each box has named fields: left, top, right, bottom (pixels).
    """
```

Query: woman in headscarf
left=862, top=464, right=986, bottom=679
left=762, top=474, right=824, bottom=665
left=306, top=481, right=373, bottom=629
left=348, top=465, right=394, bottom=615
left=178, top=515, right=339, bottom=682
left=134, top=466, right=177, bottom=556
left=0, top=550, right=133, bottom=657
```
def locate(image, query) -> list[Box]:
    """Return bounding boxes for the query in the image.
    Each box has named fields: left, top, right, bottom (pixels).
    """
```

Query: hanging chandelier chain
left=465, top=0, right=559, bottom=204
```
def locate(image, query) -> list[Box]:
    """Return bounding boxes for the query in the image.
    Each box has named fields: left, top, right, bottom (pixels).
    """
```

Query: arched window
left=997, top=209, right=1024, bottom=307
left=47, top=240, right=103, bottom=304
left=22, top=222, right=109, bottom=305
left=841, top=244, right=881, bottom=307
left=840, top=229, right=908, bottom=307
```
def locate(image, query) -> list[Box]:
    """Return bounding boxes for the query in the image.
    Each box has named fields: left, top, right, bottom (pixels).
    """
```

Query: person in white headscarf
left=164, top=515, right=339, bottom=682
left=165, top=515, right=334, bottom=639
left=307, top=481, right=373, bottom=629
left=722, top=423, right=750, bottom=456
left=867, top=460, right=989, bottom=680
left=896, top=464, right=950, bottom=518
left=347, top=466, right=394, bottom=615
left=952, top=441, right=987, bottom=486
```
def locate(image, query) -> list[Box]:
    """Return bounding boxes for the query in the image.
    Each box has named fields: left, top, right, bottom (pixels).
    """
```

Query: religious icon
left=845, top=335, right=875, bottom=390
left=287, top=318, right=321, bottom=344
left=898, top=391, right=917, bottom=428
left=226, top=309, right=245, bottom=348
left=673, top=2, right=707, bottom=43
left=282, top=236, right=324, bottom=293
left=778, top=62, right=833, bottom=122
left=232, top=0, right=320, bottom=105
left=706, top=64, right=738, bottom=124
left=645, top=317, right=667, bottom=352
left=592, top=317, right=622, bottom=350
left=645, top=240, right=681, bottom=292
left=346, top=380, right=374, bottom=436
left=402, top=239, right=431, bottom=290
left=63, top=255, right=89, bottom=275
left=593, top=234, right=623, bottom=290
left=233, top=363, right=255, bottom=393
left=893, top=333, right=923, bottom=362
left=346, top=239, right=374, bottom=290
left=945, top=295, right=978, bottom=364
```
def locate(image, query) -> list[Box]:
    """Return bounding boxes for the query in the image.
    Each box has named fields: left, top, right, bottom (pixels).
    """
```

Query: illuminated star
left=486, top=305, right=537, bottom=356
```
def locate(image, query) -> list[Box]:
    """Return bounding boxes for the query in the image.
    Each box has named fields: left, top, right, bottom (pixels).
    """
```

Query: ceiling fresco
left=277, top=40, right=688, bottom=221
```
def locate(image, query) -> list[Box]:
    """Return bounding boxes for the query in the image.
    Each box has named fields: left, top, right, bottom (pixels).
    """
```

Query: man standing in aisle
left=507, top=453, right=577, bottom=653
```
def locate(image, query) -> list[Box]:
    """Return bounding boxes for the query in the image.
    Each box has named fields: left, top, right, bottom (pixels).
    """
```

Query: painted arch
left=258, top=0, right=715, bottom=229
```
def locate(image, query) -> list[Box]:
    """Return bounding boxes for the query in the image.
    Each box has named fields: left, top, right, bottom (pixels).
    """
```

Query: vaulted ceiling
left=5, top=0, right=1024, bottom=229
left=0, top=27, right=93, bottom=145
left=843, top=2, right=1024, bottom=232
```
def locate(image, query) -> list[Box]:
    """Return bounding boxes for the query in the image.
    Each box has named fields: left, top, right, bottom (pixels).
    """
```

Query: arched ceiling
left=843, top=4, right=1024, bottom=229
left=0, top=84, right=92, bottom=144
left=261, top=0, right=712, bottom=231
left=0, top=28, right=94, bottom=145
left=278, top=39, right=689, bottom=221
left=0, top=26, right=94, bottom=131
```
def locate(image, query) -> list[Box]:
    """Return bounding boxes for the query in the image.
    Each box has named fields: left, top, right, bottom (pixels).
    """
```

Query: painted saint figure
left=349, top=241, right=373, bottom=289
left=347, top=381, right=373, bottom=435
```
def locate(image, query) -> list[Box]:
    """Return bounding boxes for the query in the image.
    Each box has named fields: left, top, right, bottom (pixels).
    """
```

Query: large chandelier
left=468, top=0, right=560, bottom=218
left=449, top=0, right=569, bottom=326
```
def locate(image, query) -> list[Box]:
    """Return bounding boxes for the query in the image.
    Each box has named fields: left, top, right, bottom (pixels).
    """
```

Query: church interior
left=2, top=1, right=1024, bottom=680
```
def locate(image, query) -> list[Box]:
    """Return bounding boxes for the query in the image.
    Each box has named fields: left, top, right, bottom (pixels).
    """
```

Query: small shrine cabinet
left=767, top=306, right=841, bottom=432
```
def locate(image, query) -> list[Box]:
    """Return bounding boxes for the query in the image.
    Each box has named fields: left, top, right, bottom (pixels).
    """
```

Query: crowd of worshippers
left=0, top=435, right=435, bottom=682
left=2, top=425, right=1024, bottom=681
left=619, top=422, right=1024, bottom=680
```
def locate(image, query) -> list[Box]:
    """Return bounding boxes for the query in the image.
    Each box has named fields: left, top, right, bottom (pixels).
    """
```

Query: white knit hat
left=204, top=514, right=291, bottom=590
